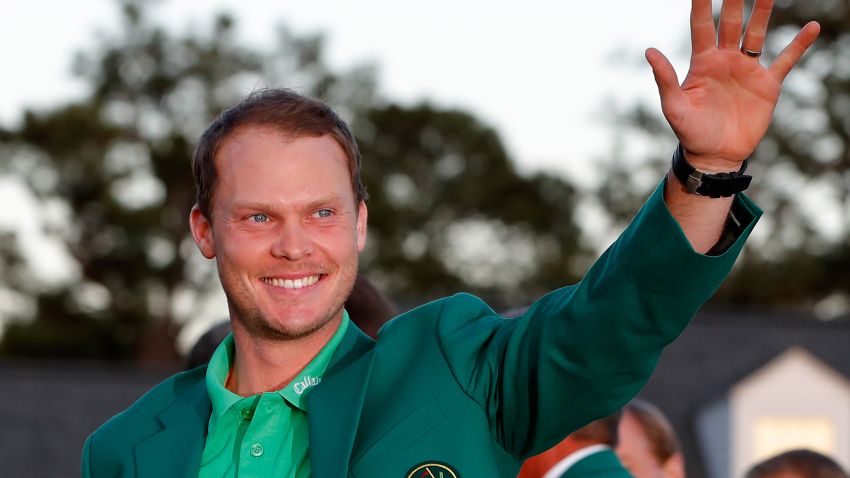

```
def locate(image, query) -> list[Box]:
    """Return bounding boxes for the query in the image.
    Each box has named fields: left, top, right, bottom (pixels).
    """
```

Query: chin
left=255, top=308, right=339, bottom=341
left=276, top=320, right=332, bottom=339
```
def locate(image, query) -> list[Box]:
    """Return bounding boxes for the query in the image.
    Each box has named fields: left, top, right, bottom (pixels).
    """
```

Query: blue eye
left=250, top=213, right=269, bottom=223
left=314, top=209, right=333, bottom=218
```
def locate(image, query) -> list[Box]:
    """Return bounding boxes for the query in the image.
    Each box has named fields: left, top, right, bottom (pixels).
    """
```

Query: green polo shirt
left=198, top=313, right=350, bottom=478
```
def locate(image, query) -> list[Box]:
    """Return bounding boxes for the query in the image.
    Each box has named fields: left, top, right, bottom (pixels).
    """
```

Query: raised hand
left=646, top=0, right=820, bottom=172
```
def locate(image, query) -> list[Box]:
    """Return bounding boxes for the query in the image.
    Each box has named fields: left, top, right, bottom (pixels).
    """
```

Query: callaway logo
left=292, top=374, right=321, bottom=395
left=405, top=462, right=459, bottom=478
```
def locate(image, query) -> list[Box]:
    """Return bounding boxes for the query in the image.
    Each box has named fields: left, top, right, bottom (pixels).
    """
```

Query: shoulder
left=97, top=366, right=207, bottom=431
left=376, top=293, right=498, bottom=338
left=84, top=367, right=208, bottom=466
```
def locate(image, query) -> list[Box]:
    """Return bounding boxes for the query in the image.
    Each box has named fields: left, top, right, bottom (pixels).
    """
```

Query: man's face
left=190, top=126, right=367, bottom=340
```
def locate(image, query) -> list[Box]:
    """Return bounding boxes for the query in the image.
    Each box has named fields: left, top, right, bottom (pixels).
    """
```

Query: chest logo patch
left=406, top=462, right=459, bottom=478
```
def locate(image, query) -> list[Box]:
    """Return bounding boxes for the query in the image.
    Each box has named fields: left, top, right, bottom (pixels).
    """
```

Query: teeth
left=264, top=275, right=319, bottom=289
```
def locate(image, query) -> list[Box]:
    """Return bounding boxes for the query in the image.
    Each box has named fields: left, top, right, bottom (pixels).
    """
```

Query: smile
left=261, top=275, right=321, bottom=289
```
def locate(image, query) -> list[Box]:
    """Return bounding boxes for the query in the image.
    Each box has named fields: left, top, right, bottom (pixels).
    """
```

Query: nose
left=270, top=220, right=314, bottom=260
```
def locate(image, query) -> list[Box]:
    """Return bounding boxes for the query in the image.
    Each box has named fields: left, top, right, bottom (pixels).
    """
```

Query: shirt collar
left=542, top=444, right=611, bottom=478
left=280, top=312, right=349, bottom=410
left=205, top=311, right=351, bottom=421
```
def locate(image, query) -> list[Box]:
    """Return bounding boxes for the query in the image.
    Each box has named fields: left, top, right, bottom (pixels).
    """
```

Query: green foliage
left=358, top=104, right=584, bottom=308
left=0, top=292, right=132, bottom=360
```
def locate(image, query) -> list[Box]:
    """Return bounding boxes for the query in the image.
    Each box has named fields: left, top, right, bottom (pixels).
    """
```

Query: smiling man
left=196, top=131, right=364, bottom=344
left=188, top=120, right=371, bottom=476
left=82, top=1, right=820, bottom=477
left=191, top=129, right=367, bottom=381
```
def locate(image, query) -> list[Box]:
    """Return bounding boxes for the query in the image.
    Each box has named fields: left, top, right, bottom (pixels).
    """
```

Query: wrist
left=670, top=143, right=752, bottom=198
left=680, top=146, right=744, bottom=172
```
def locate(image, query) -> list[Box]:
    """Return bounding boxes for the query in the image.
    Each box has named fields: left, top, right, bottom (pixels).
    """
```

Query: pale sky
left=0, top=1, right=712, bottom=347
left=2, top=0, right=696, bottom=180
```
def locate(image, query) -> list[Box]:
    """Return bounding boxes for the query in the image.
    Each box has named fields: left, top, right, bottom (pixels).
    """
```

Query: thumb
left=645, top=48, right=685, bottom=113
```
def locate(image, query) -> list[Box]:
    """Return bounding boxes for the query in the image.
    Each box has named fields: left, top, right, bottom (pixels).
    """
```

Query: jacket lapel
left=307, top=323, right=375, bottom=478
left=134, top=375, right=211, bottom=478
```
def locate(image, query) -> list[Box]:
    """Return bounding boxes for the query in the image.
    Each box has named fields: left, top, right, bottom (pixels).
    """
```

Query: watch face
left=405, top=462, right=460, bottom=478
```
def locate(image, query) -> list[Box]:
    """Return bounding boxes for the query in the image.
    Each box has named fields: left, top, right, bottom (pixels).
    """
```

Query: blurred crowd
left=515, top=396, right=848, bottom=478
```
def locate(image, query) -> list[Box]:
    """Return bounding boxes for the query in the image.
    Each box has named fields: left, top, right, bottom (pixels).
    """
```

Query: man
left=518, top=414, right=633, bottom=478
left=82, top=1, right=820, bottom=476
left=616, top=399, right=684, bottom=478
left=745, top=450, right=849, bottom=478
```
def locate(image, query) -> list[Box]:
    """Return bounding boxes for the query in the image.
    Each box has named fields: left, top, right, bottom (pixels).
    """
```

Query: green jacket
left=82, top=185, right=759, bottom=478
left=554, top=448, right=634, bottom=478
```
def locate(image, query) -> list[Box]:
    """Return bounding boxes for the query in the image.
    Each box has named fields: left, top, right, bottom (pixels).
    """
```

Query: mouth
left=261, top=275, right=322, bottom=290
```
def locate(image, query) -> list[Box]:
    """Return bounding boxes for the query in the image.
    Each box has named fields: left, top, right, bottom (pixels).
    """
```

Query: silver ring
left=741, top=47, right=762, bottom=58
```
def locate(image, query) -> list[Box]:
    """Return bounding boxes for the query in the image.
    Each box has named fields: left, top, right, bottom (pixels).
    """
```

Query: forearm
left=663, top=169, right=734, bottom=254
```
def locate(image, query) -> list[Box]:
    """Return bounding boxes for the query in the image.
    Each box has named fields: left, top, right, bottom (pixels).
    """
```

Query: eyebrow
left=232, top=194, right=349, bottom=213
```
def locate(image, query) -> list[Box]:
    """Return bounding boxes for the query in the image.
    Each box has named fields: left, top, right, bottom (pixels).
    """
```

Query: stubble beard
left=221, top=261, right=359, bottom=341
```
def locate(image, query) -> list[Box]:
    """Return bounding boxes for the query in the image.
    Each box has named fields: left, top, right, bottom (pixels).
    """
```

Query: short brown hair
left=623, top=399, right=681, bottom=464
left=745, top=449, right=849, bottom=478
left=192, top=88, right=368, bottom=219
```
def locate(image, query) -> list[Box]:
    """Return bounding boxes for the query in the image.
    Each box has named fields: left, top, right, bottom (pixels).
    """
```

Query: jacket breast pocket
left=351, top=397, right=446, bottom=477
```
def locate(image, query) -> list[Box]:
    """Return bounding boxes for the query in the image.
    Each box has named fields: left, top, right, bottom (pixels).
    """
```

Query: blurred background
left=0, top=0, right=847, bottom=476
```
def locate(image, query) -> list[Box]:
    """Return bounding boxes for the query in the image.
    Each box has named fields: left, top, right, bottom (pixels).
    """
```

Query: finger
left=769, top=21, right=821, bottom=82
left=691, top=0, right=717, bottom=55
left=717, top=0, right=745, bottom=49
left=646, top=48, right=686, bottom=119
left=741, top=0, right=774, bottom=55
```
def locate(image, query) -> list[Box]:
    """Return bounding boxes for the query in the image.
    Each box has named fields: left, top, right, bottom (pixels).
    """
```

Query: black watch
left=671, top=143, right=752, bottom=198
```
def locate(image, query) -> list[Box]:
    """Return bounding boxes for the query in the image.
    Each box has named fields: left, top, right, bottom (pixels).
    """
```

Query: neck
left=227, top=315, right=342, bottom=396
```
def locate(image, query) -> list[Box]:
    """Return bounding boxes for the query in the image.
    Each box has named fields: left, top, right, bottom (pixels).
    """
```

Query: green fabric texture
left=198, top=312, right=349, bottom=478
left=82, top=183, right=761, bottom=478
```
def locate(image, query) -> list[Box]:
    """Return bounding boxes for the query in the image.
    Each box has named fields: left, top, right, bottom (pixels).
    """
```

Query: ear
left=189, top=205, right=216, bottom=259
left=355, top=201, right=368, bottom=253
left=663, top=452, right=685, bottom=478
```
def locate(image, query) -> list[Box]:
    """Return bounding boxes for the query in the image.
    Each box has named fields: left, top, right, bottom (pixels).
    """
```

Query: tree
left=592, top=0, right=850, bottom=319
left=0, top=0, right=586, bottom=360
left=0, top=0, right=377, bottom=360
left=358, top=104, right=585, bottom=309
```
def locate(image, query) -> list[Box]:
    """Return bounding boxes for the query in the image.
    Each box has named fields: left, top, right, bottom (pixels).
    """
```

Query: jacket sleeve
left=435, top=180, right=761, bottom=458
left=81, top=433, right=93, bottom=478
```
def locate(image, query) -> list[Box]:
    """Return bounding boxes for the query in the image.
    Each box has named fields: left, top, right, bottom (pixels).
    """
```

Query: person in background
left=518, top=413, right=633, bottom=478
left=745, top=449, right=849, bottom=478
left=616, top=399, right=685, bottom=478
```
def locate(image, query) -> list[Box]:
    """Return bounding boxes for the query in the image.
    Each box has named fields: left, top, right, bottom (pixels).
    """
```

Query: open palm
left=647, top=0, right=820, bottom=171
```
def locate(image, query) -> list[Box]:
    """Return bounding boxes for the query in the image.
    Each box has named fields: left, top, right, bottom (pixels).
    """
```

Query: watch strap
left=671, top=143, right=752, bottom=198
